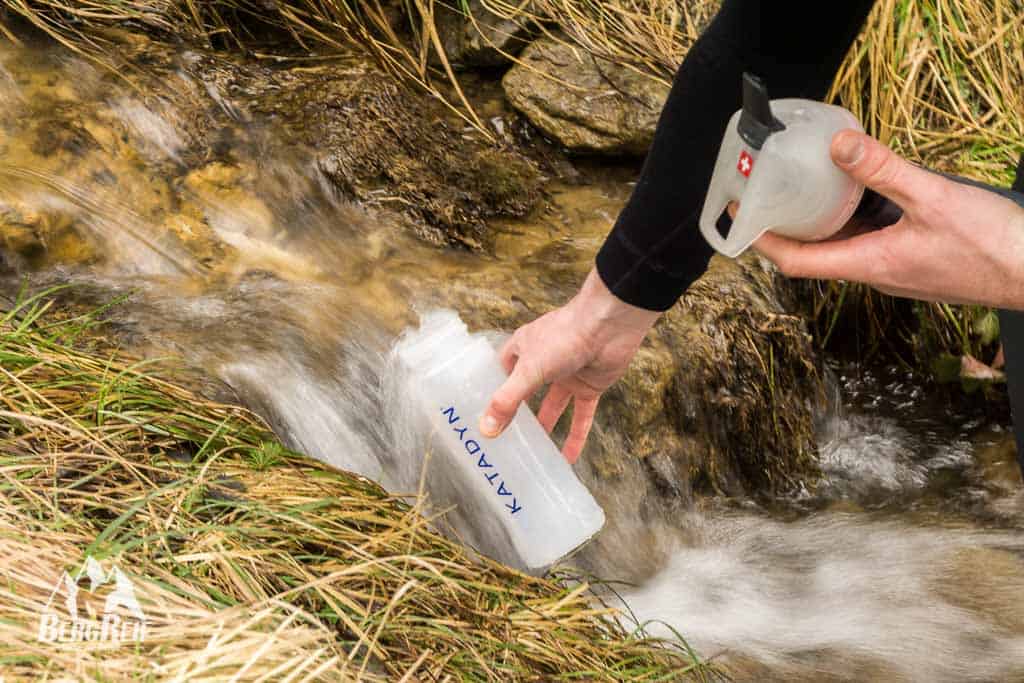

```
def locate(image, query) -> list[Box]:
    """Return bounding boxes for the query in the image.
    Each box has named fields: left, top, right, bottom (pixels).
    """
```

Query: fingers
left=537, top=384, right=572, bottom=433
left=831, top=130, right=941, bottom=211
left=752, top=229, right=886, bottom=282
left=562, top=397, right=598, bottom=464
left=497, top=336, right=518, bottom=375
left=479, top=359, right=544, bottom=438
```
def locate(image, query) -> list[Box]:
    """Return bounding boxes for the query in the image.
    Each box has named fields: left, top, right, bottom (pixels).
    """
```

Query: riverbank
left=0, top=293, right=714, bottom=680
left=2, top=0, right=1021, bottom=389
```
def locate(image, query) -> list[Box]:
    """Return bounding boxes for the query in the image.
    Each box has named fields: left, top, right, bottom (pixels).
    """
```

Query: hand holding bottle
left=753, top=130, right=1024, bottom=310
left=479, top=269, right=661, bottom=463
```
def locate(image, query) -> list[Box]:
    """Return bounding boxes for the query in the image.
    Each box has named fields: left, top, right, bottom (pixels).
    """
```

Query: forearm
left=596, top=0, right=877, bottom=312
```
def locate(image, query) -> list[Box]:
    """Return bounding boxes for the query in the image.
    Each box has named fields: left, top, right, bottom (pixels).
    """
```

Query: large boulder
left=502, top=36, right=671, bottom=155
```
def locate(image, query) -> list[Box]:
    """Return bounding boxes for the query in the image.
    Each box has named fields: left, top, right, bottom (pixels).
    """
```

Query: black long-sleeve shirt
left=595, top=0, right=877, bottom=311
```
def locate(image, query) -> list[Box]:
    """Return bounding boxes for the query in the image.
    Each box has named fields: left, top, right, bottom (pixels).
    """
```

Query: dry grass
left=0, top=291, right=712, bottom=680
left=491, top=0, right=714, bottom=85
left=4, top=0, right=1020, bottom=178
left=831, top=0, right=1024, bottom=186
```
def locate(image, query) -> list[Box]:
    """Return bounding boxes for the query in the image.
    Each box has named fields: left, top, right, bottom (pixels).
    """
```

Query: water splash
left=817, top=413, right=972, bottom=501
left=110, top=98, right=186, bottom=163
left=621, top=513, right=1024, bottom=682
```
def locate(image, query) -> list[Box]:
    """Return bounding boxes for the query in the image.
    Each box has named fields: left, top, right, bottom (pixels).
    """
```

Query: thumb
left=831, top=130, right=939, bottom=212
left=479, top=360, right=544, bottom=438
left=753, top=229, right=881, bottom=282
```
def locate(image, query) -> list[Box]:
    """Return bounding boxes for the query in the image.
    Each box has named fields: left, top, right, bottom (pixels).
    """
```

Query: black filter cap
left=738, top=72, right=786, bottom=149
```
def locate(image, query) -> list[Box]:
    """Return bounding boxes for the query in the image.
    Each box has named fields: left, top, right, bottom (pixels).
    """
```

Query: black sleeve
left=595, top=0, right=877, bottom=311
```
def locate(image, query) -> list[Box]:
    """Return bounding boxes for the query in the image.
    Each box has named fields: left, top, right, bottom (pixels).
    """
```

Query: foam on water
left=817, top=413, right=973, bottom=501
left=219, top=355, right=386, bottom=482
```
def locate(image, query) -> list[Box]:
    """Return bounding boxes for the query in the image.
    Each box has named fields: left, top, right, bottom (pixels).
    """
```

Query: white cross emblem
left=737, top=151, right=753, bottom=177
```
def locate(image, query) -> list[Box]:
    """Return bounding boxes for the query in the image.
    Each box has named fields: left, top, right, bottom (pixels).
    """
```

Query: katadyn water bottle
left=699, top=73, right=866, bottom=257
left=391, top=310, right=606, bottom=570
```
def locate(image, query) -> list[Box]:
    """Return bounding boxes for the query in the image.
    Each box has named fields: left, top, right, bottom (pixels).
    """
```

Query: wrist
left=572, top=269, right=662, bottom=338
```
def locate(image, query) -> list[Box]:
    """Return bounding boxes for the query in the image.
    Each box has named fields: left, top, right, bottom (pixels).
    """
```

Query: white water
left=227, top=336, right=1024, bottom=680
left=203, top=306, right=1024, bottom=680
left=622, top=514, right=1024, bottom=681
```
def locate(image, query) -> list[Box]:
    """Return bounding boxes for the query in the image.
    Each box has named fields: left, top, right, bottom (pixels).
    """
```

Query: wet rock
left=0, top=210, right=43, bottom=259
left=502, top=36, right=671, bottom=155
left=0, top=41, right=545, bottom=265
left=0, top=203, right=95, bottom=268
left=435, top=0, right=535, bottom=68
left=613, top=254, right=822, bottom=498
left=185, top=54, right=544, bottom=250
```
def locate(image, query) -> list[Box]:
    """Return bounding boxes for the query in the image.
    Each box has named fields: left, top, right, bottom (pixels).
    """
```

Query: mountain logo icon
left=38, top=556, right=148, bottom=644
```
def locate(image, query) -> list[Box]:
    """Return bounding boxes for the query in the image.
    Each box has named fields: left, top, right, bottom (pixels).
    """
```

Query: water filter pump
left=699, top=73, right=866, bottom=257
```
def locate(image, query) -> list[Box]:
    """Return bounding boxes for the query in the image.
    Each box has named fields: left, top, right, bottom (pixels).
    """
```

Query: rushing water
left=2, top=43, right=1024, bottom=681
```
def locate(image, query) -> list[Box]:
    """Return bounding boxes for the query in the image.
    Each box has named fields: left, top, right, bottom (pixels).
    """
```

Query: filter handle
left=699, top=203, right=742, bottom=256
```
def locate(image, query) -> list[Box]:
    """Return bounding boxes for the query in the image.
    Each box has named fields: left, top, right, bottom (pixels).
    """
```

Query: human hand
left=752, top=130, right=1024, bottom=310
left=478, top=268, right=661, bottom=463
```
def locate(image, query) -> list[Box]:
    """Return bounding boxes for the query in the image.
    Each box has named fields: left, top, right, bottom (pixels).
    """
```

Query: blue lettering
left=443, top=403, right=523, bottom=515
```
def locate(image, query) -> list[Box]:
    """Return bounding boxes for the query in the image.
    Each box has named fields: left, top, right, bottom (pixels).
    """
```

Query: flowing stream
left=2, top=43, right=1024, bottom=681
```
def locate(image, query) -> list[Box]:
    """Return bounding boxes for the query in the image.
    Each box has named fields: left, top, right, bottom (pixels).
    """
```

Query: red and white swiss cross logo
left=737, top=150, right=754, bottom=177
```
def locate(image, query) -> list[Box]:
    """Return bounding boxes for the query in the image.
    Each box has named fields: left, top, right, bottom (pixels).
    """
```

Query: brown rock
left=503, top=36, right=671, bottom=155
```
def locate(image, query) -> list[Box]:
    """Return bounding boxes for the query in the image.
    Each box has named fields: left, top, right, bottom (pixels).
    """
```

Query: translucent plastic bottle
left=392, top=310, right=606, bottom=570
